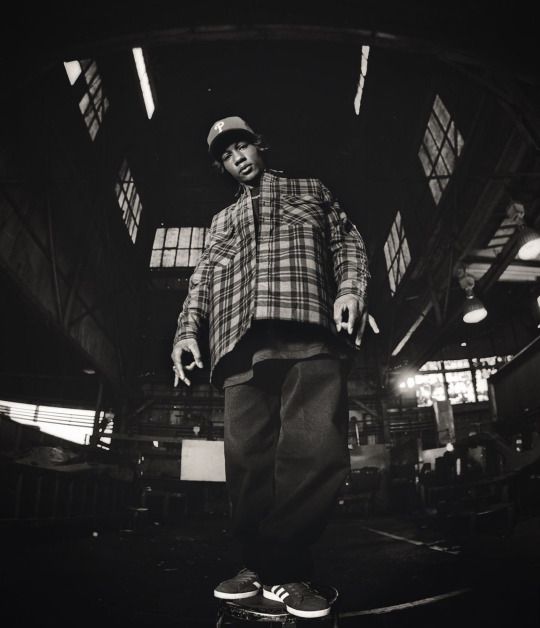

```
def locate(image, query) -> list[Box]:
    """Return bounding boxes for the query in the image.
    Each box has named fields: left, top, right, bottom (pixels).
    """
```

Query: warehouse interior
left=1, top=3, right=540, bottom=626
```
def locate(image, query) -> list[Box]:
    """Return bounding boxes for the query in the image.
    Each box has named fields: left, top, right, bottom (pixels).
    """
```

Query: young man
left=171, top=116, right=369, bottom=618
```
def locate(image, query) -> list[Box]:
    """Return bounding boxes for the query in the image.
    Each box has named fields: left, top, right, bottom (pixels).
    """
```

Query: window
left=0, top=399, right=112, bottom=447
left=132, top=47, right=156, bottom=119
left=400, top=355, right=513, bottom=407
left=418, top=95, right=464, bottom=204
left=64, top=59, right=109, bottom=141
left=150, top=227, right=209, bottom=268
left=384, top=210, right=411, bottom=294
left=353, top=45, right=370, bottom=115
left=115, top=160, right=143, bottom=243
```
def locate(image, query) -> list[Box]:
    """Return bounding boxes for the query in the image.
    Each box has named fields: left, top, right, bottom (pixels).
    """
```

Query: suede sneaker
left=262, top=582, right=331, bottom=618
left=214, top=568, right=262, bottom=600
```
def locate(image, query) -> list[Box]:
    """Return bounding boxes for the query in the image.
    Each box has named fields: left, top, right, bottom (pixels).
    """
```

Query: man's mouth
left=239, top=164, right=252, bottom=175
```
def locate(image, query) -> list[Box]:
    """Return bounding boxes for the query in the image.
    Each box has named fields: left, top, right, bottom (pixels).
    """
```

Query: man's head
left=207, top=116, right=266, bottom=185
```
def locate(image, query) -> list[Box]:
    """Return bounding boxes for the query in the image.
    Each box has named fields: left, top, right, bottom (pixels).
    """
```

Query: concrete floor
left=2, top=511, right=539, bottom=627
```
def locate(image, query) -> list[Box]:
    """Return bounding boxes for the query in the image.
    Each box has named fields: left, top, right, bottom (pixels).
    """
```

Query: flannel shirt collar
left=233, top=169, right=284, bottom=199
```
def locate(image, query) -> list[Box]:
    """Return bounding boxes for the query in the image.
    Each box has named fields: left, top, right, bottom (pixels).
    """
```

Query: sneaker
left=214, top=568, right=262, bottom=600
left=262, top=582, right=331, bottom=618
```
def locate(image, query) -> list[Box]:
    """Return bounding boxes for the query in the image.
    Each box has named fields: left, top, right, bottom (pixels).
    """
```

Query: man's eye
left=222, top=152, right=231, bottom=161
left=237, top=143, right=248, bottom=150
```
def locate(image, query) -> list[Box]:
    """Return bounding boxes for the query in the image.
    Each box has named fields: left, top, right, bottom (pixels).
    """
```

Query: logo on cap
left=214, top=121, right=225, bottom=134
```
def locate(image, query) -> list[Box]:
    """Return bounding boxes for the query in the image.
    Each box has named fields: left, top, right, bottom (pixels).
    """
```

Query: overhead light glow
left=517, top=227, right=540, bottom=260
left=463, top=295, right=487, bottom=324
left=353, top=45, right=370, bottom=115
left=132, top=47, right=155, bottom=119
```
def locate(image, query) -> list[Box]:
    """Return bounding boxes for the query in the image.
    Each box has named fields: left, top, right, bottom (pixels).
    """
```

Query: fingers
left=171, top=339, right=204, bottom=387
left=173, top=362, right=190, bottom=387
left=189, top=340, right=203, bottom=369
left=334, top=296, right=359, bottom=334
left=345, top=299, right=359, bottom=334
left=334, top=302, right=346, bottom=332
left=355, top=309, right=368, bottom=347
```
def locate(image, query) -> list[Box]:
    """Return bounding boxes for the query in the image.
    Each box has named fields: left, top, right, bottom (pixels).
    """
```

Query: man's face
left=220, top=139, right=264, bottom=185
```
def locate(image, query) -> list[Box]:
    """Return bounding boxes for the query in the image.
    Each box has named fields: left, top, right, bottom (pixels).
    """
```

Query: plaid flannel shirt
left=173, top=170, right=369, bottom=381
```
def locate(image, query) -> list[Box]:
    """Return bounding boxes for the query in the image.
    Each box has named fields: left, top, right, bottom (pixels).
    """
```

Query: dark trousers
left=223, top=357, right=350, bottom=584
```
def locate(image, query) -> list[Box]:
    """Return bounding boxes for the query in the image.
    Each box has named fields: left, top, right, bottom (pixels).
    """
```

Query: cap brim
left=209, top=129, right=255, bottom=160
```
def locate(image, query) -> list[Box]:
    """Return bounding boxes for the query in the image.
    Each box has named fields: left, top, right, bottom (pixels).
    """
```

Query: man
left=171, top=116, right=369, bottom=619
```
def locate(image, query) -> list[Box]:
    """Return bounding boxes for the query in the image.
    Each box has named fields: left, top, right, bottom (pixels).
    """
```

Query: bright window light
left=412, top=355, right=513, bottom=407
left=64, top=59, right=109, bottom=141
left=384, top=210, right=411, bottom=295
left=115, top=160, right=143, bottom=243
left=418, top=95, right=464, bottom=204
left=132, top=48, right=155, bottom=119
left=150, top=227, right=209, bottom=268
left=0, top=399, right=112, bottom=446
left=64, top=60, right=82, bottom=85
left=353, top=46, right=370, bottom=115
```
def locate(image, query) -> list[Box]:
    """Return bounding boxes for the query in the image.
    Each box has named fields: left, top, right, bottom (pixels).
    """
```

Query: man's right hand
left=171, top=338, right=203, bottom=387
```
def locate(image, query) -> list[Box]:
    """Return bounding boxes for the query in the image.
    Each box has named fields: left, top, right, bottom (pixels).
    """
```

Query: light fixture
left=463, top=295, right=488, bottom=324
left=456, top=265, right=487, bottom=324
left=507, top=202, right=540, bottom=260
left=517, top=227, right=540, bottom=260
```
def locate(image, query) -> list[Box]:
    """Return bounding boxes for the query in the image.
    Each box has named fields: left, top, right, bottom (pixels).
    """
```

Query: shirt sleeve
left=320, top=181, right=370, bottom=304
left=172, top=212, right=222, bottom=347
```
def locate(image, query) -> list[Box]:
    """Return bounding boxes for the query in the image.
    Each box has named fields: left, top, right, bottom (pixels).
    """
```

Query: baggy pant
left=223, top=357, right=350, bottom=584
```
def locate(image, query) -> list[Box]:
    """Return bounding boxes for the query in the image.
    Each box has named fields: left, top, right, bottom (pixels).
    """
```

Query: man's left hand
left=333, top=295, right=365, bottom=345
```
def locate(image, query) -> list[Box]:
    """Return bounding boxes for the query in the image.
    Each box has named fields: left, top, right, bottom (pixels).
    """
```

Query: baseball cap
left=207, top=116, right=256, bottom=160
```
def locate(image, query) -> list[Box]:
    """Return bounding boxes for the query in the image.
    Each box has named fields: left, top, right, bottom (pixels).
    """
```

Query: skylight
left=418, top=95, right=464, bottom=204
left=384, top=210, right=411, bottom=295
left=64, top=59, right=109, bottom=140
left=132, top=47, right=155, bottom=119
left=1, top=398, right=112, bottom=446
left=150, top=227, right=209, bottom=268
left=115, top=160, right=143, bottom=243
left=353, top=45, right=370, bottom=115
left=64, top=60, right=82, bottom=85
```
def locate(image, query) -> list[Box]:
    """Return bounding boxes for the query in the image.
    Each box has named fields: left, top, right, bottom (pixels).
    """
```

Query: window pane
left=446, top=370, right=476, bottom=404
left=191, top=228, right=205, bottom=250
left=176, top=249, right=189, bottom=267
left=165, top=228, right=179, bottom=248
left=433, top=95, right=451, bottom=129
left=150, top=250, right=162, bottom=267
left=178, top=228, right=192, bottom=248
left=162, top=250, right=176, bottom=267
left=64, top=60, right=82, bottom=85
left=189, top=248, right=202, bottom=267
left=429, top=179, right=443, bottom=203
left=153, top=228, right=165, bottom=249
left=418, top=144, right=433, bottom=176
left=428, top=115, right=445, bottom=147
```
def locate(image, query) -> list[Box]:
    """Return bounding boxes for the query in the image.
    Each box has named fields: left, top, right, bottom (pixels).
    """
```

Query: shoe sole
left=214, top=589, right=260, bottom=600
left=262, top=589, right=331, bottom=618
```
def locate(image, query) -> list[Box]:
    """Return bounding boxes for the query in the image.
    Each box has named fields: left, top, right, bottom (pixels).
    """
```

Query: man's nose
left=232, top=150, right=245, bottom=165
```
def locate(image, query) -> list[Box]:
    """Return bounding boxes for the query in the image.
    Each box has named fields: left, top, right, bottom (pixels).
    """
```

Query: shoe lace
left=237, top=568, right=258, bottom=583
left=283, top=582, right=315, bottom=597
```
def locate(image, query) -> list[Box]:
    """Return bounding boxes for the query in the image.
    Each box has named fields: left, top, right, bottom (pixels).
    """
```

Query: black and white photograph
left=1, top=3, right=539, bottom=627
